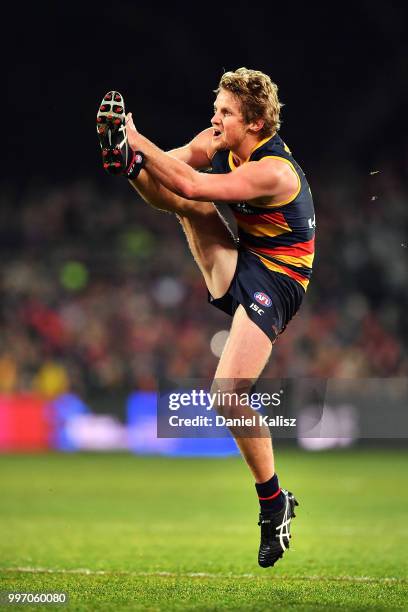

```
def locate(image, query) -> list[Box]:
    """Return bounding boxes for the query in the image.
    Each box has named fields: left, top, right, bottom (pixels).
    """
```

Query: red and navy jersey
left=211, top=133, right=315, bottom=290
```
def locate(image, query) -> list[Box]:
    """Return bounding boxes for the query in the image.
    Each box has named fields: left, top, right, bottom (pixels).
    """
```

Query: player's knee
left=177, top=203, right=217, bottom=222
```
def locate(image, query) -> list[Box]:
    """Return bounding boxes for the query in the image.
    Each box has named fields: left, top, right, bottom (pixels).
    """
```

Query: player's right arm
left=167, top=128, right=214, bottom=170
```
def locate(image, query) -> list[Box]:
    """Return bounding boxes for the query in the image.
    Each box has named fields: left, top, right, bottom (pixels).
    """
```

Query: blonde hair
left=216, top=67, right=282, bottom=137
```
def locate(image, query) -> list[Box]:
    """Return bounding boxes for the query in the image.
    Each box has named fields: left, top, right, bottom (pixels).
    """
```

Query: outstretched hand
left=125, top=113, right=139, bottom=151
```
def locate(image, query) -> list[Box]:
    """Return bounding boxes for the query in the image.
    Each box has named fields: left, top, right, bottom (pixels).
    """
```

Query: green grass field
left=0, top=449, right=407, bottom=610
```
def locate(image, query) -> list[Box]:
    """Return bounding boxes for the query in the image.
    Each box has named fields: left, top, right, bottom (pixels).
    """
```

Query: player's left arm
left=126, top=114, right=296, bottom=202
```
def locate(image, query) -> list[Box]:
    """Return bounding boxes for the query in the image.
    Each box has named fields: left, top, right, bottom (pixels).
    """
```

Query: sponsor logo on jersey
left=250, top=303, right=264, bottom=315
left=254, top=292, right=272, bottom=307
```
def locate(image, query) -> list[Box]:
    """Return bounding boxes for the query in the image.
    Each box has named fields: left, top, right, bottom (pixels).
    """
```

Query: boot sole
left=96, top=91, right=127, bottom=175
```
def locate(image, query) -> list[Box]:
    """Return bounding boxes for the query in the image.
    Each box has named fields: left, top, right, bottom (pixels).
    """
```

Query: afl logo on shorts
left=254, top=292, right=272, bottom=307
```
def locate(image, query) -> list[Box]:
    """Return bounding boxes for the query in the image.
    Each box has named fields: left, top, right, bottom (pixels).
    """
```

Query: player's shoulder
left=250, top=132, right=292, bottom=162
left=251, top=133, right=304, bottom=184
left=255, top=156, right=296, bottom=178
left=250, top=141, right=299, bottom=195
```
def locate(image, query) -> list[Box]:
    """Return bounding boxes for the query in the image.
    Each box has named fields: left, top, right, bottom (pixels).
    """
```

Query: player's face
left=211, top=89, right=248, bottom=151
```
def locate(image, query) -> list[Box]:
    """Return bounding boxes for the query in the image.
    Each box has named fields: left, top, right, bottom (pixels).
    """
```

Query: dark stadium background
left=1, top=1, right=407, bottom=448
left=5, top=2, right=408, bottom=179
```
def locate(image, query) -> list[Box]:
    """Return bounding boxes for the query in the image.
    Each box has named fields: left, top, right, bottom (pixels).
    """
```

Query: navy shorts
left=208, top=249, right=306, bottom=343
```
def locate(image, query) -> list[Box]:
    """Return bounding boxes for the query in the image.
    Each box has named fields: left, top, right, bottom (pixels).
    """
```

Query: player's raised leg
left=97, top=91, right=237, bottom=299
left=129, top=168, right=238, bottom=298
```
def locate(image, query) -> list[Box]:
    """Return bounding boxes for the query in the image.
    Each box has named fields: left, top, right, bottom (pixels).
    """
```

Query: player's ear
left=248, top=118, right=265, bottom=135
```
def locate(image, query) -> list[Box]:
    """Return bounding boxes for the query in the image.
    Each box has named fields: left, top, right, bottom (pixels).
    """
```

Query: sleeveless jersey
left=211, top=134, right=315, bottom=290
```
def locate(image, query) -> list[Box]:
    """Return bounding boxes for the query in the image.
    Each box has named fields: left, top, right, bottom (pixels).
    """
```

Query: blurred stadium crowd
left=0, top=162, right=407, bottom=398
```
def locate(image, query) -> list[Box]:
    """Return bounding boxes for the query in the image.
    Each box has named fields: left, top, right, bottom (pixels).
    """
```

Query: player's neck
left=230, top=132, right=274, bottom=166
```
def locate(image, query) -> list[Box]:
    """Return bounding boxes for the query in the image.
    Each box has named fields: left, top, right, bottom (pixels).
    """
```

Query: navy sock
left=255, top=473, right=285, bottom=513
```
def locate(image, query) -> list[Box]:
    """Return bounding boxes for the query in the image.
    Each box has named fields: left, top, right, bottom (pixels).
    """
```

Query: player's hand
left=125, top=113, right=139, bottom=151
